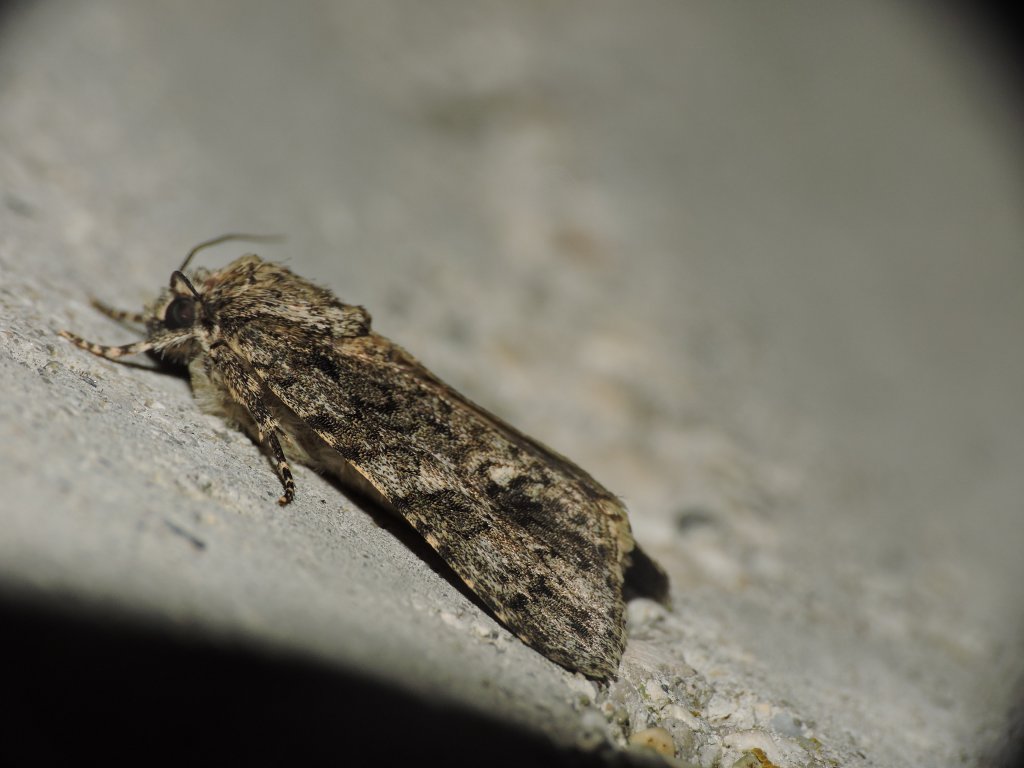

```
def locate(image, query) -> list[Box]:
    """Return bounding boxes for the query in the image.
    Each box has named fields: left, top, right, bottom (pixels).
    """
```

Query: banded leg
left=206, top=341, right=296, bottom=505
left=59, top=330, right=155, bottom=359
left=91, top=299, right=146, bottom=325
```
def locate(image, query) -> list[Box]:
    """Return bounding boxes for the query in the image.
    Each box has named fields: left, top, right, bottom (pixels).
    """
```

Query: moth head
left=162, top=271, right=202, bottom=330
left=141, top=269, right=210, bottom=362
left=143, top=235, right=282, bottom=361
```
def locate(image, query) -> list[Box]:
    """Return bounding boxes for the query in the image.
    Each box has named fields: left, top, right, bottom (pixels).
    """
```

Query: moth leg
left=91, top=299, right=146, bottom=325
left=206, top=341, right=296, bottom=506
left=59, top=330, right=155, bottom=359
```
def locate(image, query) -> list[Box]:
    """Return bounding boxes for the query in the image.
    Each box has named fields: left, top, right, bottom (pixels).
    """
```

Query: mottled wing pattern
left=62, top=253, right=655, bottom=679
left=240, top=319, right=634, bottom=678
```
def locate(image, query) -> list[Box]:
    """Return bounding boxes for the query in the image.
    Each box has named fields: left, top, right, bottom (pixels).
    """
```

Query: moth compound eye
left=164, top=296, right=196, bottom=329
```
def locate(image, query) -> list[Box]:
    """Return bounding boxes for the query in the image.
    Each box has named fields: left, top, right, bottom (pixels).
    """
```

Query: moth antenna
left=180, top=233, right=285, bottom=271
left=170, top=270, right=203, bottom=300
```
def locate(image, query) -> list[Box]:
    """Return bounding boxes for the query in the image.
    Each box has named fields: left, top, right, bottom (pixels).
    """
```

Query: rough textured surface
left=1, top=2, right=1021, bottom=765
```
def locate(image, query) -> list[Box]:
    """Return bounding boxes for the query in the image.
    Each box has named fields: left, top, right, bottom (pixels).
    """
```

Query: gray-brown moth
left=61, top=235, right=668, bottom=679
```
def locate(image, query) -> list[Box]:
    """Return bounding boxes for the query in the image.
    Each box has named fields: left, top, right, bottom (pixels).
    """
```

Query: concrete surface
left=1, top=2, right=1021, bottom=765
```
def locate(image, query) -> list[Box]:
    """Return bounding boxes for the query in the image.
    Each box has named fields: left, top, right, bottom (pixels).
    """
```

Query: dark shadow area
left=622, top=546, right=670, bottom=607
left=0, top=589, right=640, bottom=766
left=0, top=0, right=30, bottom=36
left=987, top=653, right=1024, bottom=768
left=994, top=715, right=1024, bottom=768
left=947, top=0, right=1024, bottom=97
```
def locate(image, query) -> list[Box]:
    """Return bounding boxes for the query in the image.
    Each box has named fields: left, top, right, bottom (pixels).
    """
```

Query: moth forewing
left=62, top=244, right=668, bottom=679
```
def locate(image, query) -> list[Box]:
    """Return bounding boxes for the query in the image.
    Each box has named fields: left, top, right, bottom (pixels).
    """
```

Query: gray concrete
left=1, top=2, right=1021, bottom=765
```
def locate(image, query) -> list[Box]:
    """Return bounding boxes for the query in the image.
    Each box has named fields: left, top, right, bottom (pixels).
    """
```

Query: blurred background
left=0, top=2, right=1021, bottom=765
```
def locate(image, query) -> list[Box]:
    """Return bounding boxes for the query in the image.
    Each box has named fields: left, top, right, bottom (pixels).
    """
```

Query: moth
left=61, top=235, right=668, bottom=679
